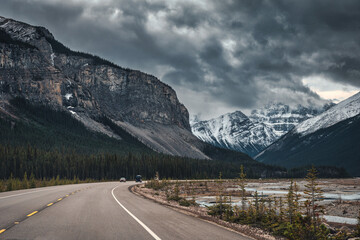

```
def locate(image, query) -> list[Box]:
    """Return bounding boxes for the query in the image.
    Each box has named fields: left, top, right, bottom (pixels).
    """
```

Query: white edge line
left=111, top=185, right=161, bottom=240
left=0, top=188, right=56, bottom=199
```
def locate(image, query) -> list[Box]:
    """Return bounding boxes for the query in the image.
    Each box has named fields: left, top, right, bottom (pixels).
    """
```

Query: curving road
left=0, top=182, right=251, bottom=240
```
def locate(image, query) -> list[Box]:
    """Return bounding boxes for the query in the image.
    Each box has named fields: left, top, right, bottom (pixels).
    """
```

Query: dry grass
left=132, top=183, right=285, bottom=240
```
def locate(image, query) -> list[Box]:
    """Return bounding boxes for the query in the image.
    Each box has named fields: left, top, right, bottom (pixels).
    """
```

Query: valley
left=1, top=9, right=360, bottom=240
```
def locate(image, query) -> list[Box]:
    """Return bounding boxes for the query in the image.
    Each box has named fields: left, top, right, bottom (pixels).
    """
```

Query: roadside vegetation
left=0, top=173, right=96, bottom=192
left=143, top=166, right=360, bottom=240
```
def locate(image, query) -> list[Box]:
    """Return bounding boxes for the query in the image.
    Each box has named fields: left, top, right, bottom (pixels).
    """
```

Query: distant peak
left=221, top=110, right=248, bottom=120
left=0, top=16, right=54, bottom=43
left=295, top=91, right=360, bottom=136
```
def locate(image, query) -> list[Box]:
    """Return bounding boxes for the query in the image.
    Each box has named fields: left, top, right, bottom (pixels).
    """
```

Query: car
left=120, top=177, right=126, bottom=182
left=135, top=175, right=142, bottom=182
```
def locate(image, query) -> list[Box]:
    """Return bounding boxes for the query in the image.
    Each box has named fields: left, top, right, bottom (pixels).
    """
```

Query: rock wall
left=0, top=16, right=208, bottom=159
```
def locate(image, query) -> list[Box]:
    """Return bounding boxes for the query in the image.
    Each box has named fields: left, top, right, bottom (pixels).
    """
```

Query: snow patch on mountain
left=295, top=91, right=360, bottom=136
left=191, top=111, right=276, bottom=156
left=191, top=103, right=330, bottom=156
left=249, top=103, right=326, bottom=137
left=0, top=17, right=37, bottom=42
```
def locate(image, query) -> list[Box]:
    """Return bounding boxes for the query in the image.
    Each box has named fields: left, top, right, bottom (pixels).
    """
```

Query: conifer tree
left=293, top=181, right=300, bottom=211
left=55, top=175, right=60, bottom=185
left=273, top=197, right=278, bottom=219
left=247, top=200, right=255, bottom=223
left=7, top=173, right=14, bottom=191
left=267, top=197, right=275, bottom=223
left=287, top=179, right=295, bottom=224
left=304, top=166, right=324, bottom=234
left=238, top=165, right=247, bottom=211
left=173, top=182, right=180, bottom=201
left=279, top=196, right=284, bottom=221
left=22, top=172, right=29, bottom=189
left=254, top=191, right=259, bottom=220
left=259, top=193, right=265, bottom=219
left=217, top=171, right=224, bottom=218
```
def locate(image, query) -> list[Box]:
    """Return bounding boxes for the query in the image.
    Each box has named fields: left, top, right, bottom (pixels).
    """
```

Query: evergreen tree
left=216, top=172, right=224, bottom=219
left=7, top=173, right=14, bottom=191
left=22, top=172, right=29, bottom=189
left=304, top=166, right=324, bottom=235
left=29, top=172, right=36, bottom=188
left=293, top=181, right=300, bottom=211
left=267, top=197, right=276, bottom=224
left=238, top=165, right=247, bottom=211
left=279, top=196, right=284, bottom=221
left=254, top=191, right=259, bottom=220
left=287, top=179, right=295, bottom=224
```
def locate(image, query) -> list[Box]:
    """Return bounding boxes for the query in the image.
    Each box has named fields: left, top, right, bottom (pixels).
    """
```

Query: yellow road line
left=14, top=222, right=19, bottom=224
left=0, top=229, right=6, bottom=234
left=47, top=203, right=53, bottom=206
left=27, top=211, right=38, bottom=217
left=65, top=195, right=69, bottom=197
left=57, top=198, right=62, bottom=201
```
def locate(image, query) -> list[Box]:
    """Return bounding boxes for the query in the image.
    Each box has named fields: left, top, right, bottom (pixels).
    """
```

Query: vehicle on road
left=135, top=175, right=142, bottom=182
left=120, top=177, right=126, bottom=182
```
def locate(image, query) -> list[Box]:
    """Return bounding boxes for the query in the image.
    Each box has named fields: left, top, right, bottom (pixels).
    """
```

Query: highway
left=0, top=182, right=251, bottom=240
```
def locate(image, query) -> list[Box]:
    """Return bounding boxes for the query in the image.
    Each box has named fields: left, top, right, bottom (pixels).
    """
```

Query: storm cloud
left=1, top=0, right=359, bottom=119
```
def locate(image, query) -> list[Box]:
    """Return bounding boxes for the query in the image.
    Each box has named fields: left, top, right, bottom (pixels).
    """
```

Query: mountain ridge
left=191, top=103, right=331, bottom=157
left=255, top=92, right=360, bottom=176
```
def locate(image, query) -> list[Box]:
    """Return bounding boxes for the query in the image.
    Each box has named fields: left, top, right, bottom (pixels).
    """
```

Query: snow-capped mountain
left=255, top=92, right=360, bottom=176
left=191, top=111, right=278, bottom=157
left=295, top=92, right=360, bottom=136
left=191, top=103, right=330, bottom=157
left=249, top=103, right=329, bottom=137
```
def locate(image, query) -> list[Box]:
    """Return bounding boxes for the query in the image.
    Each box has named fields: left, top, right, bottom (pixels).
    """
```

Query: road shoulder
left=130, top=184, right=282, bottom=240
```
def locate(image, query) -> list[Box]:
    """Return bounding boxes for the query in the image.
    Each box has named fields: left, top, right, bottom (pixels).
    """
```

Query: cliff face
left=0, top=16, right=207, bottom=159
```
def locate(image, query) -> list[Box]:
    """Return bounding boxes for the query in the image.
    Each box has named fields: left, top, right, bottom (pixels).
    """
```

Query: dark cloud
left=165, top=3, right=207, bottom=28
left=0, top=0, right=359, bottom=119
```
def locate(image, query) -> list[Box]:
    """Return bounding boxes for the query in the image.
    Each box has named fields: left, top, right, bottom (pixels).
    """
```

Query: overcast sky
left=1, top=0, right=359, bottom=119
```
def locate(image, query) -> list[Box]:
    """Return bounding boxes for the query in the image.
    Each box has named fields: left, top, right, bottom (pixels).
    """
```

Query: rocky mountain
left=255, top=92, right=360, bottom=176
left=0, top=16, right=211, bottom=159
left=191, top=111, right=277, bottom=157
left=191, top=103, right=331, bottom=157
left=249, top=102, right=333, bottom=137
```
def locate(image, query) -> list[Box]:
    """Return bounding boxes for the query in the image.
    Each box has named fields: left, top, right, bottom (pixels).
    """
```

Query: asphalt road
left=0, top=182, right=252, bottom=240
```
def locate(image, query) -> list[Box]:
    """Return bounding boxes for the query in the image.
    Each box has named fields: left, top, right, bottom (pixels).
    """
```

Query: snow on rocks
left=191, top=103, right=327, bottom=156
left=295, top=92, right=360, bottom=136
left=50, top=53, right=55, bottom=66
left=64, top=93, right=73, bottom=100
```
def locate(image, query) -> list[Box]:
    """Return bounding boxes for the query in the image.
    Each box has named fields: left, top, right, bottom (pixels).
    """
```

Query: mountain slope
left=256, top=92, right=360, bottom=176
left=191, top=111, right=278, bottom=157
left=0, top=16, right=209, bottom=159
left=0, top=97, right=151, bottom=155
left=249, top=103, right=331, bottom=136
left=191, top=103, right=329, bottom=157
left=1, top=97, right=291, bottom=179
left=294, top=92, right=360, bottom=135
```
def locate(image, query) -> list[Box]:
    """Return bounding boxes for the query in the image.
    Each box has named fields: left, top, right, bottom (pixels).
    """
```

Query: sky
left=1, top=0, right=359, bottom=120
